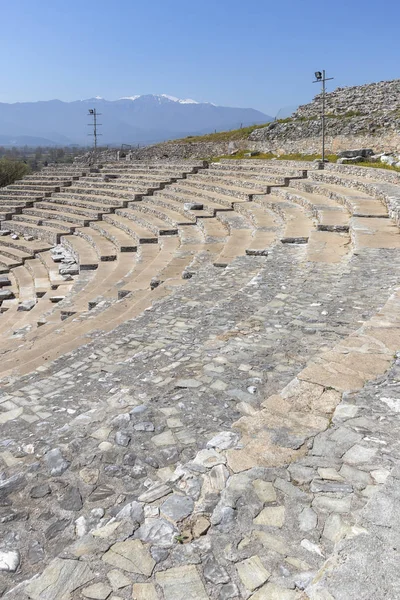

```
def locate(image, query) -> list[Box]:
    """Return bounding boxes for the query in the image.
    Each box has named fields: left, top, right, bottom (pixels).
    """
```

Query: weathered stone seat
left=37, top=199, right=106, bottom=220
left=290, top=177, right=388, bottom=217
left=60, top=235, right=99, bottom=270
left=103, top=213, right=158, bottom=243
left=153, top=186, right=232, bottom=214
left=126, top=200, right=196, bottom=227
left=255, top=194, right=314, bottom=243
left=20, top=207, right=91, bottom=228
left=73, top=227, right=119, bottom=262
left=89, top=221, right=138, bottom=252
left=273, top=185, right=350, bottom=231
left=51, top=190, right=127, bottom=207
left=114, top=208, right=178, bottom=236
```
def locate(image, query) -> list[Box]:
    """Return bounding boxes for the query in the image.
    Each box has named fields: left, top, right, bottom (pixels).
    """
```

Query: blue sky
left=1, top=0, right=398, bottom=116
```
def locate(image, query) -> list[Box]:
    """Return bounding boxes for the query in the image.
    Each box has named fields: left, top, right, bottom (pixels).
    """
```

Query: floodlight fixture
left=312, top=70, right=334, bottom=163
left=87, top=108, right=102, bottom=151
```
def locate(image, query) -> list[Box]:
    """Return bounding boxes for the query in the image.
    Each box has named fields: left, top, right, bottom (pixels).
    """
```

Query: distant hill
left=0, top=95, right=272, bottom=146
left=0, top=135, right=62, bottom=147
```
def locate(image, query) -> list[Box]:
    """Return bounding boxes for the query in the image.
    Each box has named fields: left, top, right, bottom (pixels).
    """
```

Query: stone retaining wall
left=248, top=132, right=400, bottom=155
left=77, top=141, right=253, bottom=164
left=77, top=132, right=400, bottom=164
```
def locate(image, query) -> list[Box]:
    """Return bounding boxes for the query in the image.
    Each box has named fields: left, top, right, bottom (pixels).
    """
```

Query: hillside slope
left=249, top=79, right=400, bottom=153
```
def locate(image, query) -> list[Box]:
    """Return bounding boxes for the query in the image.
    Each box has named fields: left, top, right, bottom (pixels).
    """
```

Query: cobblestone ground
left=1, top=243, right=400, bottom=599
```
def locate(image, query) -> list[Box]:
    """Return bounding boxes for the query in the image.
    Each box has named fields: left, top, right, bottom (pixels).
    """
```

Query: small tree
left=0, top=158, right=31, bottom=188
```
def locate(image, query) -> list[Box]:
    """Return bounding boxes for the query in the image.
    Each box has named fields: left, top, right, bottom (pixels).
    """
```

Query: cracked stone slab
left=155, top=565, right=209, bottom=600
left=253, top=506, right=286, bottom=527
left=102, top=539, right=155, bottom=575
left=236, top=555, right=270, bottom=591
left=132, top=582, right=159, bottom=599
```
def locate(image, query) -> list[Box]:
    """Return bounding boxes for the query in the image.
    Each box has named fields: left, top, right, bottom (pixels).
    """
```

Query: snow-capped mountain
left=0, top=95, right=272, bottom=146
left=119, top=94, right=201, bottom=105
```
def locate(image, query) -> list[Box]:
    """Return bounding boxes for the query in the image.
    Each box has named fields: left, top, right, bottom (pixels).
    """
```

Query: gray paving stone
left=203, top=555, right=230, bottom=584
left=44, top=448, right=70, bottom=476
left=160, top=493, right=194, bottom=522
left=59, top=486, right=83, bottom=511
left=136, top=519, right=178, bottom=547
left=312, top=495, right=352, bottom=514
left=299, top=507, right=318, bottom=532
left=342, top=444, right=378, bottom=465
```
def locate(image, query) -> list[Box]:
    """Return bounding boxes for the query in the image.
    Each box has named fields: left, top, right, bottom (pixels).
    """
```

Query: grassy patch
left=212, top=151, right=338, bottom=162
left=212, top=150, right=276, bottom=161
left=278, top=153, right=338, bottom=162
left=209, top=152, right=400, bottom=174
left=357, top=161, right=400, bottom=173
left=172, top=122, right=272, bottom=144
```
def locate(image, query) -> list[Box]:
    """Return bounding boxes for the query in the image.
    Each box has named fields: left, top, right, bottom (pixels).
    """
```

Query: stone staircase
left=0, top=159, right=400, bottom=599
left=1, top=160, right=400, bottom=374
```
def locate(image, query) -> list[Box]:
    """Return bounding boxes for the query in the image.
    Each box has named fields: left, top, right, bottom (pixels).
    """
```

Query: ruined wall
left=249, top=79, right=400, bottom=154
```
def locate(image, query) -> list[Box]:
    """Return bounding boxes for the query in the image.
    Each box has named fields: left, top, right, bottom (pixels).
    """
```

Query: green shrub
left=0, top=158, right=31, bottom=188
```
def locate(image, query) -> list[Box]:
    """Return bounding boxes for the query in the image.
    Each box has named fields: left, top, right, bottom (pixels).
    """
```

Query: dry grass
left=172, top=123, right=271, bottom=144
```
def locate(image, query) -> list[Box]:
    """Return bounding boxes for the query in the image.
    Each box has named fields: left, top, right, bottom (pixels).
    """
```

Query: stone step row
left=1, top=159, right=400, bottom=380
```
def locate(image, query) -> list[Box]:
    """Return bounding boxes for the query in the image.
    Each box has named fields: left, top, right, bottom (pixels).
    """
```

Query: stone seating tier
left=1, top=159, right=400, bottom=599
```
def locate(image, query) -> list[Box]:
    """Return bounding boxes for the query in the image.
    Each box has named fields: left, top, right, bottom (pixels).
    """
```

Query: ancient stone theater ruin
left=1, top=89, right=400, bottom=599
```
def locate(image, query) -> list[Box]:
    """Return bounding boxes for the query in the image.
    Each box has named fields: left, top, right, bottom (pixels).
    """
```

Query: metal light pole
left=88, top=108, right=102, bottom=151
left=313, top=70, right=334, bottom=162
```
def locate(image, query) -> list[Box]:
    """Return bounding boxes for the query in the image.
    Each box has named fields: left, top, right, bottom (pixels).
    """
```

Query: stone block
left=155, top=565, right=208, bottom=600
left=236, top=555, right=270, bottom=591
left=337, top=149, right=373, bottom=158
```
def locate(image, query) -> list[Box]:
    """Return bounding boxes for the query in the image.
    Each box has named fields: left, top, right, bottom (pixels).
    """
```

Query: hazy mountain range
left=0, top=95, right=273, bottom=147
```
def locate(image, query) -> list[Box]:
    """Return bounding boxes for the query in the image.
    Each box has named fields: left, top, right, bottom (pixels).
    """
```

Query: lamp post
left=88, top=108, right=102, bottom=152
left=313, top=70, right=334, bottom=163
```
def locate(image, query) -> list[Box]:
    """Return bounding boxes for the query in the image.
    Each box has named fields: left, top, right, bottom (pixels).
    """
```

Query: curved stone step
left=38, top=200, right=104, bottom=220
left=214, top=229, right=254, bottom=267
left=154, top=187, right=232, bottom=214
left=272, top=185, right=350, bottom=231
left=178, top=177, right=263, bottom=200
left=126, top=201, right=196, bottom=227
left=351, top=217, right=400, bottom=249
left=145, top=193, right=212, bottom=219
left=22, top=207, right=91, bottom=228
left=115, top=208, right=178, bottom=236
left=12, top=264, right=36, bottom=303
left=89, top=221, right=138, bottom=252
left=256, top=195, right=315, bottom=243
left=73, top=227, right=118, bottom=261
left=25, top=258, right=52, bottom=294
left=60, top=235, right=99, bottom=270
left=103, top=213, right=158, bottom=243
left=170, top=182, right=244, bottom=208
left=52, top=190, right=125, bottom=207
left=290, top=177, right=388, bottom=217
left=49, top=194, right=118, bottom=212
left=0, top=244, right=31, bottom=263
